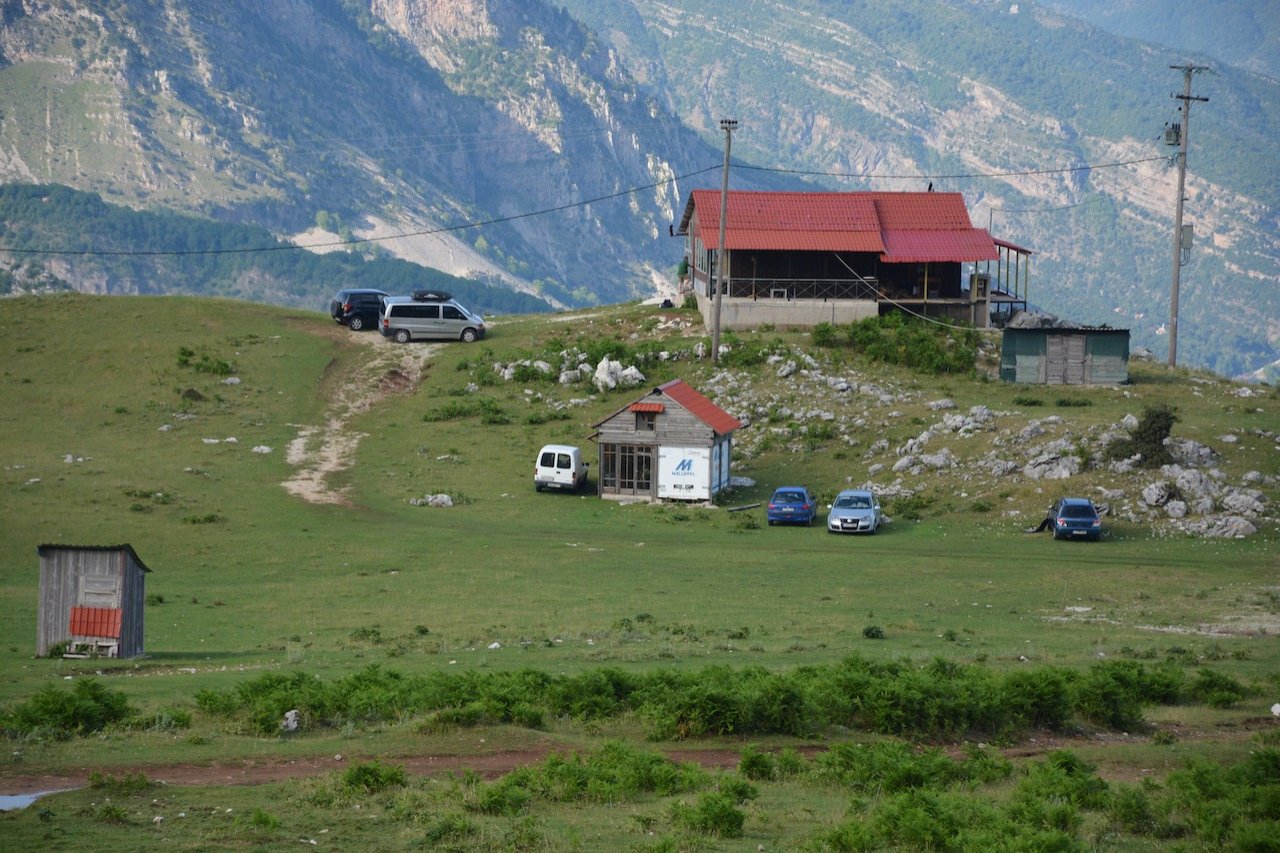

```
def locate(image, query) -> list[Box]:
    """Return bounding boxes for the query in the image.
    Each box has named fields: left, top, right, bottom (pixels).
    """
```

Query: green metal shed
left=1000, top=326, right=1130, bottom=385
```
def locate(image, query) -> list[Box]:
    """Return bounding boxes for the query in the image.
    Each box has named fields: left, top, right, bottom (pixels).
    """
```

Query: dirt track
left=0, top=747, right=748, bottom=795
left=282, top=328, right=439, bottom=505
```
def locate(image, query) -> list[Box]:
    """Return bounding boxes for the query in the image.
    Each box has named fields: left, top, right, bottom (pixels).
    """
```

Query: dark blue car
left=767, top=486, right=818, bottom=526
left=1049, top=497, right=1103, bottom=541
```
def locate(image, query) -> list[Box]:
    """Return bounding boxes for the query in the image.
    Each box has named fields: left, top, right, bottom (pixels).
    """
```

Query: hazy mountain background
left=0, top=0, right=1276, bottom=379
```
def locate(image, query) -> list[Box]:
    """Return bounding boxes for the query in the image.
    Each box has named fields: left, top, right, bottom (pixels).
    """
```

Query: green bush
left=1189, top=668, right=1248, bottom=708
left=88, top=770, right=153, bottom=794
left=3, top=679, right=135, bottom=739
left=812, top=322, right=839, bottom=347
left=1106, top=404, right=1178, bottom=467
left=738, top=744, right=776, bottom=781
left=342, top=760, right=408, bottom=794
left=670, top=791, right=745, bottom=837
left=844, top=314, right=979, bottom=375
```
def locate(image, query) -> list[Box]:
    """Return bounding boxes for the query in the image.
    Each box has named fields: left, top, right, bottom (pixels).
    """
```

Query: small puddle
left=0, top=789, right=74, bottom=811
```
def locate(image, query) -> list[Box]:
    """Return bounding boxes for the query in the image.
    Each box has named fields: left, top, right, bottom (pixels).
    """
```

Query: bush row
left=190, top=656, right=1240, bottom=740
left=304, top=740, right=1280, bottom=849
left=812, top=313, right=980, bottom=374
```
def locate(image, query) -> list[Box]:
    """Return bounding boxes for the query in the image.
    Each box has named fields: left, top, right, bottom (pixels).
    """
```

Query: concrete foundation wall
left=695, top=294, right=879, bottom=329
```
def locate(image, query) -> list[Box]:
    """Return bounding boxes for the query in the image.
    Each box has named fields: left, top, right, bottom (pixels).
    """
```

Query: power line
left=0, top=166, right=720, bottom=258
left=738, top=155, right=1169, bottom=181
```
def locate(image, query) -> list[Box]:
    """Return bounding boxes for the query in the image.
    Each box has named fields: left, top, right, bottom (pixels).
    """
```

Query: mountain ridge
left=0, top=0, right=1276, bottom=378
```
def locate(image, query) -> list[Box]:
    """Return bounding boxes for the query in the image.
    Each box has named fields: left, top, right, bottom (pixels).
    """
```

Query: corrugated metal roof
left=657, top=379, right=742, bottom=436
left=37, top=544, right=152, bottom=572
left=681, top=190, right=999, bottom=262
left=70, top=606, right=122, bottom=639
left=881, top=229, right=999, bottom=263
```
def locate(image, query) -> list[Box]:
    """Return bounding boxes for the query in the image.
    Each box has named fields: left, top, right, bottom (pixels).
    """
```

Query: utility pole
left=711, top=119, right=737, bottom=365
left=1167, top=63, right=1208, bottom=367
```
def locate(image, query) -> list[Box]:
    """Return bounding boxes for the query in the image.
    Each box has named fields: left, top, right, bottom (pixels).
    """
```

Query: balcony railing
left=721, top=277, right=881, bottom=301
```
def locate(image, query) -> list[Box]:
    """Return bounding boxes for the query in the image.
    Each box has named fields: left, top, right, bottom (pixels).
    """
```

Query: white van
left=534, top=444, right=588, bottom=492
left=380, top=292, right=486, bottom=343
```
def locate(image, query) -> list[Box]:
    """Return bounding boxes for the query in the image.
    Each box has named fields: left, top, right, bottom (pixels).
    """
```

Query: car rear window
left=1059, top=505, right=1096, bottom=518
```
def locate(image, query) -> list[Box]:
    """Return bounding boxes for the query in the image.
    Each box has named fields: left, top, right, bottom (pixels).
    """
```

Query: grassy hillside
left=1, top=294, right=1277, bottom=847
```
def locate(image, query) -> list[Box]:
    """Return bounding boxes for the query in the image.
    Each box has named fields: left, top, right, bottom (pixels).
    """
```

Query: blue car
left=1048, top=497, right=1102, bottom=541
left=767, top=486, right=818, bottom=526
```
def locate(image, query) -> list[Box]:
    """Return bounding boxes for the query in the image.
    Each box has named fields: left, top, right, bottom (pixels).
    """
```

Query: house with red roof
left=591, top=379, right=741, bottom=502
left=674, top=190, right=1031, bottom=329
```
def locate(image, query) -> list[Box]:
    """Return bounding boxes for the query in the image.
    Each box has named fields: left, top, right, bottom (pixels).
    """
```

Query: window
left=600, top=443, right=652, bottom=494
left=636, top=412, right=657, bottom=431
left=443, top=305, right=465, bottom=320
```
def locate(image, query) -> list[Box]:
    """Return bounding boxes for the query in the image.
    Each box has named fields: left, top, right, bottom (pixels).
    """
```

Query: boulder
left=1023, top=452, right=1081, bottom=480
left=1184, top=516, right=1257, bottom=538
left=1220, top=489, right=1265, bottom=517
left=1142, top=481, right=1171, bottom=507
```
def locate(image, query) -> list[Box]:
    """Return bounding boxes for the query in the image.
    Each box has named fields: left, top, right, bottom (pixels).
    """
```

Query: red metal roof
left=657, top=379, right=741, bottom=436
left=681, top=190, right=998, bottom=263
left=629, top=402, right=665, bottom=413
left=881, top=229, right=999, bottom=263
left=70, top=606, right=122, bottom=639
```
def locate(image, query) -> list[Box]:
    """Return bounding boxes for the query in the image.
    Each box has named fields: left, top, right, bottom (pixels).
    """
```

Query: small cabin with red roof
left=674, top=189, right=1031, bottom=329
left=591, top=379, right=742, bottom=501
left=37, top=544, right=150, bottom=659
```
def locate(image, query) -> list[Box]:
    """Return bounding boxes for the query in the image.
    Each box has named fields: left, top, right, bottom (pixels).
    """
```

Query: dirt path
left=0, top=747, right=748, bottom=795
left=282, top=331, right=440, bottom=505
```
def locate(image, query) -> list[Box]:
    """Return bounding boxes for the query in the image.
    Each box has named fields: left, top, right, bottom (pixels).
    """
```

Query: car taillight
left=343, top=302, right=352, bottom=311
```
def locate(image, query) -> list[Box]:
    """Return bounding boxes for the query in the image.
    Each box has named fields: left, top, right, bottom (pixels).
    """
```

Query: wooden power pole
left=1167, top=64, right=1208, bottom=367
left=711, top=119, right=737, bottom=365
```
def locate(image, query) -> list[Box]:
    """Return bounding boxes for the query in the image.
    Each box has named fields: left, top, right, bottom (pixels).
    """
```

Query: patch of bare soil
left=12, top=730, right=1244, bottom=796
left=281, top=333, right=439, bottom=505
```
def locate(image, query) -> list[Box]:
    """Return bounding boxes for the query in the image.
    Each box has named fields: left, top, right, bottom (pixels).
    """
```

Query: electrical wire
left=738, top=155, right=1171, bottom=182
left=0, top=166, right=721, bottom=258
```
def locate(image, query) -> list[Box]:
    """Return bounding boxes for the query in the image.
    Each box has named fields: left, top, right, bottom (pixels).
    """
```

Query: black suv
left=329, top=289, right=389, bottom=331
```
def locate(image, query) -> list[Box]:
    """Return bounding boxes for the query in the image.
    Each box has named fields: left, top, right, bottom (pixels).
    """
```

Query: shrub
left=1106, top=404, right=1178, bottom=467
left=1002, top=667, right=1074, bottom=730
left=717, top=775, right=759, bottom=805
left=844, top=314, right=979, bottom=375
left=738, top=744, right=776, bottom=781
left=1189, top=668, right=1248, bottom=708
left=812, top=322, right=839, bottom=347
left=88, top=771, right=153, bottom=794
left=342, top=760, right=408, bottom=794
left=4, top=679, right=135, bottom=739
left=863, top=625, right=885, bottom=640
left=671, top=792, right=745, bottom=837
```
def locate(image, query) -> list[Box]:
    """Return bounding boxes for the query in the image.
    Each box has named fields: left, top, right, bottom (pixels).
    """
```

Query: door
left=602, top=444, right=653, bottom=496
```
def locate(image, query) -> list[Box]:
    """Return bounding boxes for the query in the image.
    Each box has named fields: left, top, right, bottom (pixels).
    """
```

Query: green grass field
left=1, top=294, right=1277, bottom=849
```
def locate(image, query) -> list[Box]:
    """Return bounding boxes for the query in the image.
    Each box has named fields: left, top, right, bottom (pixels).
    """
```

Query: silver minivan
left=380, top=292, right=486, bottom=343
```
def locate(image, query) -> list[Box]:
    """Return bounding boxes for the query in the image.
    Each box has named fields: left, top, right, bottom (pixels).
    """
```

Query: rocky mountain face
left=0, top=0, right=1276, bottom=377
left=560, top=0, right=1280, bottom=379
left=0, top=0, right=724, bottom=307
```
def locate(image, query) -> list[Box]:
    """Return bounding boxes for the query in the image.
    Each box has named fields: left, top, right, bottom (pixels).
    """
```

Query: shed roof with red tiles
left=593, top=379, right=741, bottom=437
left=656, top=379, right=741, bottom=436
left=678, top=190, right=999, bottom=263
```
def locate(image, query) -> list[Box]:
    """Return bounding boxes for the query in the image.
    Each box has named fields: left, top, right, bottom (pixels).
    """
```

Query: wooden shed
left=37, top=544, right=150, bottom=659
left=1000, top=326, right=1130, bottom=385
left=591, top=379, right=742, bottom=501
